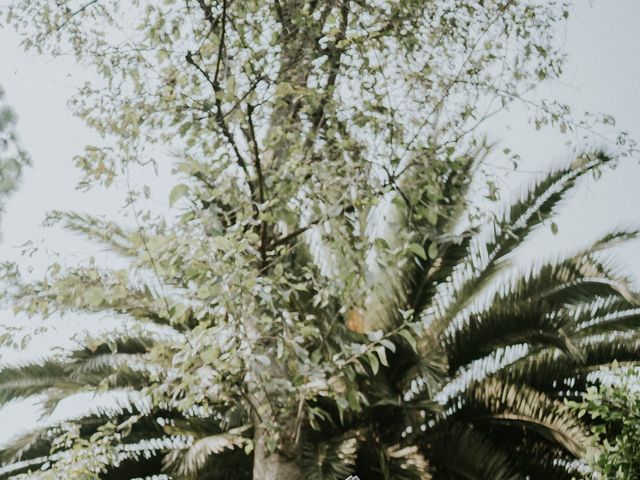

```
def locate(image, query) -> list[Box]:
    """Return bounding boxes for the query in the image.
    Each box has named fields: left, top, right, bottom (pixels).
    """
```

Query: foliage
left=567, top=367, right=640, bottom=479
left=2, top=153, right=639, bottom=479
left=0, top=86, right=29, bottom=229
left=0, top=0, right=638, bottom=479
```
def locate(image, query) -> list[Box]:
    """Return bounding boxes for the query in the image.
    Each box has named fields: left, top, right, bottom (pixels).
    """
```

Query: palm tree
left=2, top=151, right=640, bottom=479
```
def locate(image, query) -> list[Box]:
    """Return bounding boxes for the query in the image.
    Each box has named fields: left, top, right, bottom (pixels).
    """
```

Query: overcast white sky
left=1, top=0, right=640, bottom=445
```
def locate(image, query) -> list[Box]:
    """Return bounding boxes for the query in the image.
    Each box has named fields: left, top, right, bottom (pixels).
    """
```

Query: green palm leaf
left=426, top=424, right=520, bottom=480
left=443, top=378, right=589, bottom=457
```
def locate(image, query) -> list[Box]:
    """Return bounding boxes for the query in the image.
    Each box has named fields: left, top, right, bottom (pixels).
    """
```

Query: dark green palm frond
left=569, top=295, right=635, bottom=327
left=68, top=332, right=163, bottom=389
left=485, top=152, right=611, bottom=264
left=437, top=146, right=488, bottom=230
left=385, top=444, right=432, bottom=480
left=488, top=252, right=635, bottom=311
left=396, top=347, right=449, bottom=403
left=72, top=331, right=157, bottom=358
left=0, top=332, right=163, bottom=419
left=102, top=454, right=166, bottom=480
left=89, top=436, right=190, bottom=479
left=0, top=408, right=155, bottom=469
left=501, top=334, right=640, bottom=396
left=162, top=425, right=251, bottom=479
left=408, top=231, right=475, bottom=322
left=426, top=424, right=519, bottom=480
left=301, top=432, right=359, bottom=480
left=0, top=405, right=246, bottom=479
left=0, top=407, right=169, bottom=478
left=587, top=228, right=640, bottom=252
left=404, top=150, right=482, bottom=319
left=426, top=152, right=612, bottom=334
left=445, top=303, right=579, bottom=373
left=56, top=211, right=137, bottom=257
left=444, top=378, right=589, bottom=457
left=493, top=436, right=582, bottom=480
left=353, top=439, right=431, bottom=480
left=575, top=299, right=640, bottom=336
left=70, top=353, right=157, bottom=393
left=0, top=426, right=53, bottom=468
left=357, top=149, right=481, bottom=331
left=0, top=453, right=50, bottom=479
left=536, top=265, right=638, bottom=307
left=445, top=251, right=638, bottom=372
left=0, top=360, right=78, bottom=407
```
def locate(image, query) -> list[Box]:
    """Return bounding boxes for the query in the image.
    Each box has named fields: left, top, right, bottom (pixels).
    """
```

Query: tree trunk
left=253, top=425, right=303, bottom=480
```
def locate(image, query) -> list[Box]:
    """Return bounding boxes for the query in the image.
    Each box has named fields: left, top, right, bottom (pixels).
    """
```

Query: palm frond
left=489, top=252, right=635, bottom=312
left=501, top=334, right=640, bottom=395
left=588, top=228, right=640, bottom=252
left=56, top=211, right=137, bottom=257
left=352, top=438, right=431, bottom=480
left=445, top=250, right=638, bottom=372
left=361, top=150, right=482, bottom=331
left=443, top=378, right=589, bottom=457
left=386, top=444, right=432, bottom=480
left=445, top=303, right=579, bottom=374
left=575, top=308, right=640, bottom=336
left=500, top=439, right=586, bottom=480
left=12, top=267, right=182, bottom=330
left=0, top=360, right=77, bottom=407
left=426, top=424, right=519, bottom=480
left=301, top=432, right=359, bottom=480
left=426, top=152, right=612, bottom=336
left=162, top=425, right=250, bottom=479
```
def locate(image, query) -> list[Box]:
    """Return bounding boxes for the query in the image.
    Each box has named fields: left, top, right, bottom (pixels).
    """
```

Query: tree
left=0, top=1, right=637, bottom=479
left=568, top=367, right=640, bottom=479
left=0, top=86, right=29, bottom=229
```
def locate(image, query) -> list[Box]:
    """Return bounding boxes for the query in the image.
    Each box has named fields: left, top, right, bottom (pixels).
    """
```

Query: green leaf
left=408, top=243, right=427, bottom=260
left=169, top=183, right=189, bottom=207
left=376, top=346, right=389, bottom=367
left=367, top=352, right=380, bottom=375
left=398, top=329, right=417, bottom=352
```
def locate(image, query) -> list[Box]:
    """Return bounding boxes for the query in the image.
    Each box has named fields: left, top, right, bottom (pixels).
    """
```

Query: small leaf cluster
left=567, top=367, right=640, bottom=480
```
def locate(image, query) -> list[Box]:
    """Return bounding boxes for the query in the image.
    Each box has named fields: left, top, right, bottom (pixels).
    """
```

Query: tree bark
left=253, top=425, right=303, bottom=480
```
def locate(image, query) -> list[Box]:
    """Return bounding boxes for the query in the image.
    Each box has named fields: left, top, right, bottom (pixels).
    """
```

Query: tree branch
left=48, top=0, right=100, bottom=35
left=185, top=50, right=252, bottom=184
left=247, top=105, right=265, bottom=204
left=246, top=104, right=269, bottom=265
left=268, top=221, right=321, bottom=250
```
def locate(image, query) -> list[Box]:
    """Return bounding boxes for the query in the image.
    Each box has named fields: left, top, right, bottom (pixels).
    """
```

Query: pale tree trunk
left=252, top=425, right=303, bottom=480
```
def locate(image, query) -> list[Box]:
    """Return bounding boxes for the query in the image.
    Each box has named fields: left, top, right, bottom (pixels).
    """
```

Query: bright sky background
left=1, top=0, right=640, bottom=445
